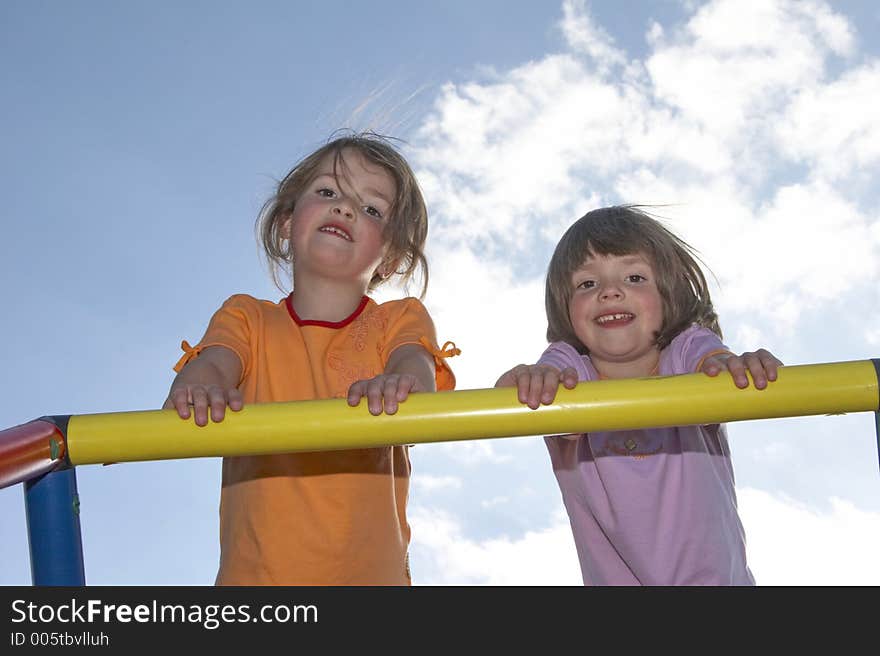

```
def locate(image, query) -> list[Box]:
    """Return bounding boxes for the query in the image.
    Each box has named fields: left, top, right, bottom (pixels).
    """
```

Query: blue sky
left=2, top=0, right=879, bottom=585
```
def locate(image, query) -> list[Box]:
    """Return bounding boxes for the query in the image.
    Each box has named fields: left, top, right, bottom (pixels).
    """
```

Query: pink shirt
left=538, top=324, right=754, bottom=585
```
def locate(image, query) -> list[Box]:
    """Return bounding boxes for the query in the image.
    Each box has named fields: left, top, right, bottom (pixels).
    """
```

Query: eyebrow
left=577, top=254, right=651, bottom=269
left=616, top=254, right=651, bottom=265
left=361, top=186, right=392, bottom=204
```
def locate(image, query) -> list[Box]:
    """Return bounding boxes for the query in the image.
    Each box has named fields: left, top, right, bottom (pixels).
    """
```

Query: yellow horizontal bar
left=67, top=359, right=879, bottom=465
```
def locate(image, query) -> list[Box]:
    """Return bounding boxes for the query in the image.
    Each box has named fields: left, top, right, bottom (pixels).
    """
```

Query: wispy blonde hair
left=257, top=131, right=429, bottom=297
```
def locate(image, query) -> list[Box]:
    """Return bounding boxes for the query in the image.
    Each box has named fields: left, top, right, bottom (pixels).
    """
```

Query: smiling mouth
left=319, top=225, right=352, bottom=241
left=595, top=312, right=634, bottom=325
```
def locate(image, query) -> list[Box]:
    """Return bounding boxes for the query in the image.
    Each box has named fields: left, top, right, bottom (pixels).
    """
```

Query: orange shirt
left=177, top=293, right=456, bottom=585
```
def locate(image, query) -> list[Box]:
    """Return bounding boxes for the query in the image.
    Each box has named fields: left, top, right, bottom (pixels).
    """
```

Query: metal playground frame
left=2, top=358, right=878, bottom=585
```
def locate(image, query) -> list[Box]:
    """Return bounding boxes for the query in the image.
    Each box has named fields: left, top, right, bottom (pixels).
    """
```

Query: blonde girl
left=165, top=133, right=456, bottom=585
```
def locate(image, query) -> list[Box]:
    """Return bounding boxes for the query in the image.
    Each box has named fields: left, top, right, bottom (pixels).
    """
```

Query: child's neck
left=290, top=276, right=370, bottom=323
left=592, top=351, right=660, bottom=380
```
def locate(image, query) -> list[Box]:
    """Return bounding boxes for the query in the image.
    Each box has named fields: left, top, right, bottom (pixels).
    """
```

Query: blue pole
left=24, top=467, right=86, bottom=586
left=874, top=360, right=880, bottom=475
left=876, top=410, right=879, bottom=475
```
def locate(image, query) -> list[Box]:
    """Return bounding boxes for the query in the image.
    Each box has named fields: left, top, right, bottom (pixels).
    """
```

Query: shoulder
left=206, top=294, right=289, bottom=333
left=538, top=341, right=594, bottom=380
left=371, top=296, right=428, bottom=314
left=218, top=293, right=286, bottom=315
left=541, top=340, right=581, bottom=361
left=668, top=324, right=725, bottom=351
left=661, top=324, right=728, bottom=374
left=218, top=293, right=271, bottom=309
left=365, top=296, right=435, bottom=325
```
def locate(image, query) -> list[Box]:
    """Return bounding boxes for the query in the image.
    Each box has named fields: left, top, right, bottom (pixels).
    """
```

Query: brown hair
left=545, top=205, right=721, bottom=354
left=257, top=131, right=429, bottom=297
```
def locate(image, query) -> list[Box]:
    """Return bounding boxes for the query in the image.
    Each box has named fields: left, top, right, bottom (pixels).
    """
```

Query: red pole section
left=0, top=419, right=67, bottom=489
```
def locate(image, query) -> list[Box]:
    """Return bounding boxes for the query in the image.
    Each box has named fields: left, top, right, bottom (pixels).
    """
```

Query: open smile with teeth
left=596, top=312, right=634, bottom=324
left=319, top=225, right=352, bottom=241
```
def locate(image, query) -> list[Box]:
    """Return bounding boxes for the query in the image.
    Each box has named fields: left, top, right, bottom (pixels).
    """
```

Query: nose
left=332, top=195, right=356, bottom=220
left=598, top=284, right=623, bottom=301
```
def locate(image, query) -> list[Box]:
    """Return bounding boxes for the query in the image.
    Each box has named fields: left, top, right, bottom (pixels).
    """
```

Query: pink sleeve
left=664, top=324, right=730, bottom=374
left=537, top=341, right=596, bottom=382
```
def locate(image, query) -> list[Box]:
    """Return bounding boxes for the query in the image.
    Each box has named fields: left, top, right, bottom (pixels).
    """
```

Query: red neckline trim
left=285, top=294, right=370, bottom=328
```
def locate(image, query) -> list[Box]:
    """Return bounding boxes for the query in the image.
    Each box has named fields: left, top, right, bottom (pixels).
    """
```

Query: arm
left=700, top=348, right=783, bottom=390
left=347, top=343, right=437, bottom=416
left=162, top=345, right=244, bottom=426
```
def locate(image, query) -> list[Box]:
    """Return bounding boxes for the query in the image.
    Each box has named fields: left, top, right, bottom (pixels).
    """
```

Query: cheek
left=645, top=292, right=665, bottom=328
left=365, top=222, right=390, bottom=252
left=567, top=295, right=591, bottom=328
left=569, top=290, right=591, bottom=311
left=286, top=218, right=305, bottom=245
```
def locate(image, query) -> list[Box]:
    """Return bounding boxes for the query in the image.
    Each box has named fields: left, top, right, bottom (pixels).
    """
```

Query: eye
left=575, top=279, right=596, bottom=290
left=363, top=205, right=383, bottom=219
left=317, top=187, right=336, bottom=198
left=626, top=274, right=647, bottom=283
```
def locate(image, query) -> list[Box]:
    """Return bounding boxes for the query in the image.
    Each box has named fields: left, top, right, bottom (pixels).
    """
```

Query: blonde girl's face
left=568, top=251, right=664, bottom=378
left=285, top=149, right=396, bottom=288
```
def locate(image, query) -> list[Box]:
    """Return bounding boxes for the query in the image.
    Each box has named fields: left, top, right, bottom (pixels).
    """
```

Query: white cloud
left=867, top=323, right=880, bottom=346
left=731, top=322, right=766, bottom=352
left=413, top=0, right=879, bottom=337
left=409, top=505, right=581, bottom=585
left=413, top=474, right=463, bottom=492
left=776, top=62, right=880, bottom=180
left=405, top=0, right=880, bottom=587
left=480, top=495, right=510, bottom=509
left=707, top=181, right=878, bottom=318
left=425, top=245, right=546, bottom=388
left=740, top=488, right=880, bottom=585
left=410, top=488, right=880, bottom=585
left=743, top=439, right=797, bottom=465
left=428, top=441, right=515, bottom=467
left=559, top=0, right=626, bottom=71
left=414, top=58, right=624, bottom=253
left=646, top=0, right=855, bottom=139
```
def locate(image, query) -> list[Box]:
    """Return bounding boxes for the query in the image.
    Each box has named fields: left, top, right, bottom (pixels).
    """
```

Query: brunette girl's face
left=284, top=148, right=396, bottom=286
left=568, top=251, right=664, bottom=377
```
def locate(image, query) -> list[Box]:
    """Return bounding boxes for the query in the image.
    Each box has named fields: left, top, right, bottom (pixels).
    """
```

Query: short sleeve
left=172, top=294, right=255, bottom=378
left=662, top=324, right=730, bottom=375
left=537, top=341, right=596, bottom=382
left=382, top=298, right=457, bottom=391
